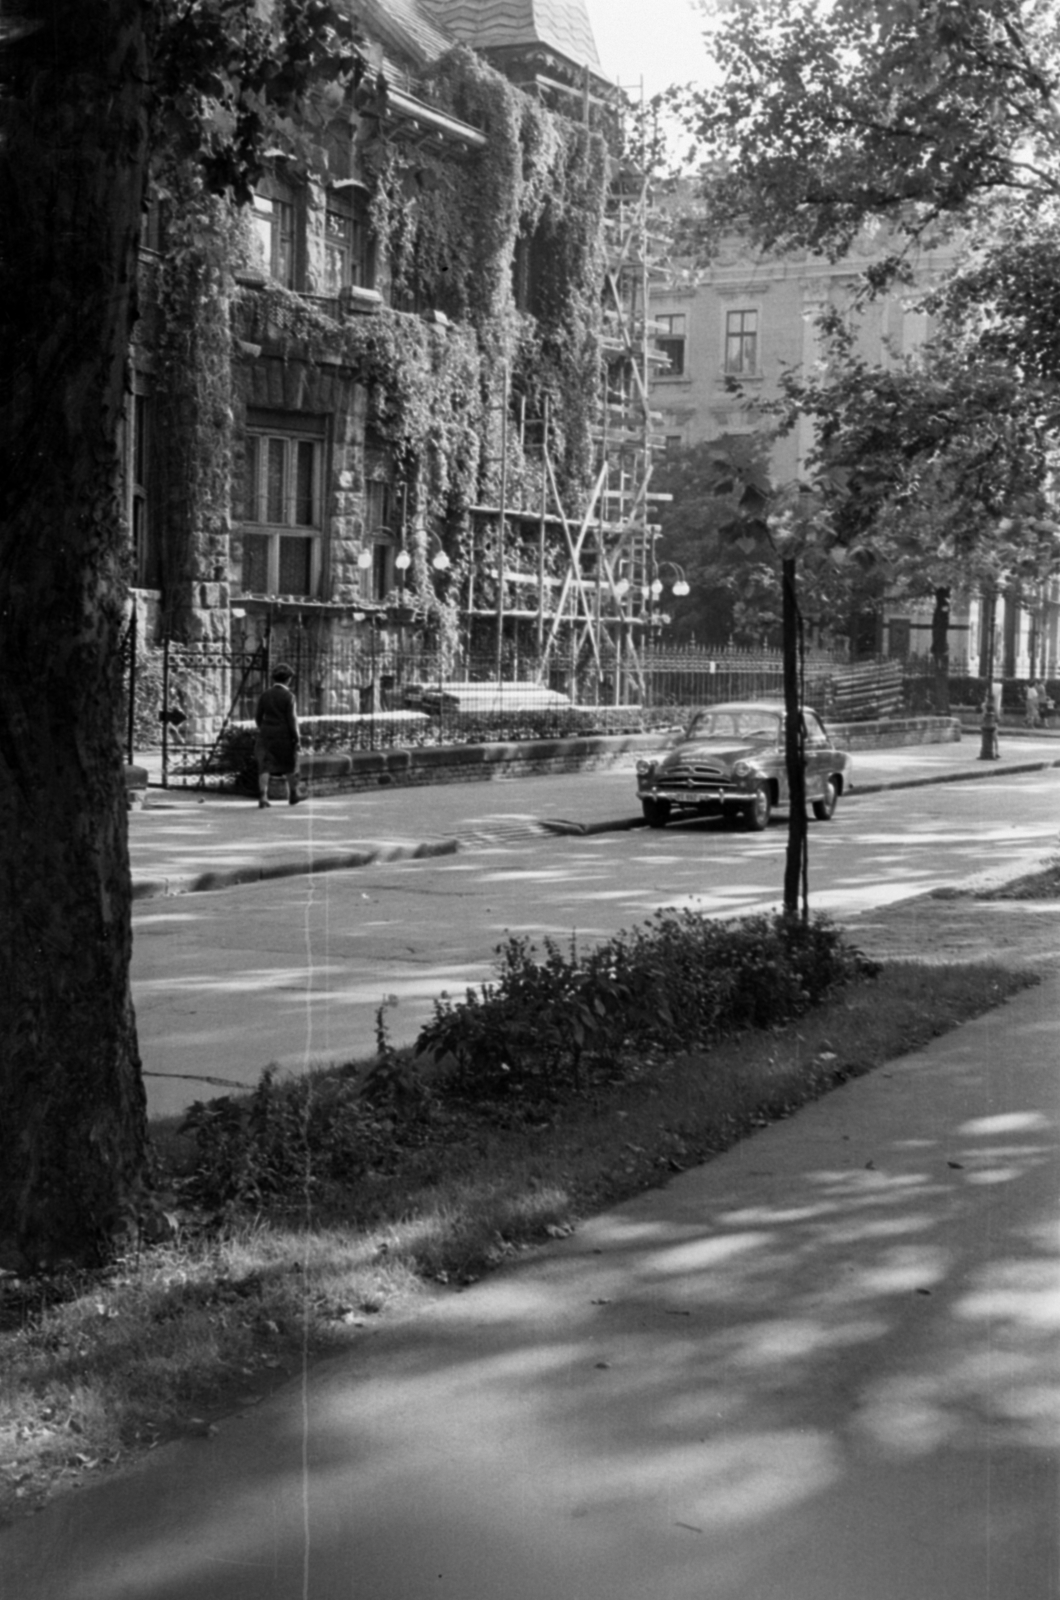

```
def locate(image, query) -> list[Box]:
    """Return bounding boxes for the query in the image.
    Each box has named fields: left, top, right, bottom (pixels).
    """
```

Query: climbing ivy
left=151, top=170, right=238, bottom=638
left=364, top=46, right=608, bottom=503
left=158, top=45, right=609, bottom=639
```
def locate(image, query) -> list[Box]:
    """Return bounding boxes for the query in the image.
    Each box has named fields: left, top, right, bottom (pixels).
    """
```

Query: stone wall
left=291, top=716, right=963, bottom=794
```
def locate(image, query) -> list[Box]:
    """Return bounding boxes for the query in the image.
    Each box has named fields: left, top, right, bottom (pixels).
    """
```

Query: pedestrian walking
left=254, top=664, right=301, bottom=807
left=1025, top=679, right=1041, bottom=728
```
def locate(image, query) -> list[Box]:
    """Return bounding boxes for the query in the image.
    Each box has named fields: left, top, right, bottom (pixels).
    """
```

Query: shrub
left=416, top=912, right=877, bottom=1104
left=179, top=1065, right=421, bottom=1214
left=175, top=915, right=876, bottom=1213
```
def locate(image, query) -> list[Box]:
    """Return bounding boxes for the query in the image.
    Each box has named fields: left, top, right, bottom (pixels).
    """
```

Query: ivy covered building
left=125, top=0, right=671, bottom=731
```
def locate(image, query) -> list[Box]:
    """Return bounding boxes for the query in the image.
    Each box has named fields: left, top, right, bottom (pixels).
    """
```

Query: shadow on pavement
left=8, top=986, right=1058, bottom=1600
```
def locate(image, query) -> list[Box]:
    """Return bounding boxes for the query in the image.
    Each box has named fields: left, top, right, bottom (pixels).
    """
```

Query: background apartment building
left=650, top=222, right=1059, bottom=679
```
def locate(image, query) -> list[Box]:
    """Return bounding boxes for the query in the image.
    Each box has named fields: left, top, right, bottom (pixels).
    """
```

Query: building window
left=370, top=540, right=395, bottom=601
left=252, top=188, right=298, bottom=289
left=655, top=313, right=686, bottom=376
left=242, top=421, right=324, bottom=597
left=724, top=309, right=758, bottom=376
left=364, top=472, right=395, bottom=602
left=324, top=191, right=372, bottom=294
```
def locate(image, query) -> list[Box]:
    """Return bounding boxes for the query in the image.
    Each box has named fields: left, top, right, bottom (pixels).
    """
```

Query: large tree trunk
left=782, top=557, right=808, bottom=919
left=0, top=0, right=154, bottom=1269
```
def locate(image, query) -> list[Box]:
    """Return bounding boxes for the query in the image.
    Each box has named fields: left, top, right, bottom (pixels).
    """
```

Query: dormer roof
left=354, top=0, right=454, bottom=70
left=422, top=0, right=603, bottom=74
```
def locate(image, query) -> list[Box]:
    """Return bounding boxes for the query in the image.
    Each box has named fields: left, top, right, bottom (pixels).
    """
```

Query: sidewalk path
left=4, top=967, right=1057, bottom=1599
left=129, top=733, right=1060, bottom=900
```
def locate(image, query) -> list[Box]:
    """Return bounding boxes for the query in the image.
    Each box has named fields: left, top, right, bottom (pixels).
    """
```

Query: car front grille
left=664, top=761, right=732, bottom=785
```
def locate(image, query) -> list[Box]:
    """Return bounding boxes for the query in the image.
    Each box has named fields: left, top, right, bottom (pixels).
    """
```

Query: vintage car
left=635, top=700, right=852, bottom=831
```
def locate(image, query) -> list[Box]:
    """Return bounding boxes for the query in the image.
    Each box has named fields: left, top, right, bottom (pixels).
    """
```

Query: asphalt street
left=132, top=761, right=1060, bottom=1116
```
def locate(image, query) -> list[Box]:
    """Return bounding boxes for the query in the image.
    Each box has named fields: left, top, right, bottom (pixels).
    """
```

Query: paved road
left=133, top=767, right=1060, bottom=1116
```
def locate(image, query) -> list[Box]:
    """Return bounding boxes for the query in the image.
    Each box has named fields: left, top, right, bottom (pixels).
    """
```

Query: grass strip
left=976, top=856, right=1060, bottom=900
left=0, top=958, right=1035, bottom=1523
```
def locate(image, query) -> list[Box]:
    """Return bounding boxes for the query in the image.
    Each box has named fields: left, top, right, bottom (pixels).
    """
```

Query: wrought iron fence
left=149, top=632, right=945, bottom=788
left=638, top=644, right=848, bottom=711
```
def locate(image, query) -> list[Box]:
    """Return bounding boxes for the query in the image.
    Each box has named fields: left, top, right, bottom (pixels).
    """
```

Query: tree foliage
left=152, top=0, right=365, bottom=201
left=655, top=436, right=876, bottom=648
left=674, top=0, right=1060, bottom=265
left=669, top=0, right=1060, bottom=625
left=770, top=314, right=1060, bottom=601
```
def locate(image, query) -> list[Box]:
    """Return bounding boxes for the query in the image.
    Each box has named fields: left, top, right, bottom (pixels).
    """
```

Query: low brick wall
left=299, top=734, right=664, bottom=794
left=298, top=717, right=961, bottom=795
left=830, top=716, right=961, bottom=751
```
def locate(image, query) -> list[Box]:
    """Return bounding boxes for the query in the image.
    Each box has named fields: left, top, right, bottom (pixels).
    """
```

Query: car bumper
left=638, top=786, right=746, bottom=806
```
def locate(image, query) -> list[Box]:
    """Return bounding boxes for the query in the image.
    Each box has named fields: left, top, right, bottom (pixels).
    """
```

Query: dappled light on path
left=17, top=986, right=1057, bottom=1600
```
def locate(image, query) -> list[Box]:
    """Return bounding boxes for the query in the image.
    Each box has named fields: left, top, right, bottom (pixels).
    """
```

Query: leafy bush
left=205, top=728, right=258, bottom=791
left=431, top=706, right=666, bottom=744
left=416, top=913, right=877, bottom=1104
left=179, top=1065, right=419, bottom=1214
left=178, top=915, right=876, bottom=1212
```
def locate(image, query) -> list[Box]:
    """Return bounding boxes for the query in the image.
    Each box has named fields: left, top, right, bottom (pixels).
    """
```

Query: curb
left=131, top=836, right=459, bottom=901
left=856, top=755, right=1060, bottom=796
left=541, top=814, right=645, bottom=836
left=130, top=754, right=1060, bottom=899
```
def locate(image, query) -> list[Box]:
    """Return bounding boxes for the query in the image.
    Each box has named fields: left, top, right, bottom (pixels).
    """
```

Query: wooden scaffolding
left=462, top=145, right=673, bottom=703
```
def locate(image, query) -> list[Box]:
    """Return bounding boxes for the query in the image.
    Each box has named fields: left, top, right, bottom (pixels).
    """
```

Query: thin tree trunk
left=930, top=585, right=951, bottom=714
left=0, top=0, right=154, bottom=1268
left=782, top=556, right=807, bottom=919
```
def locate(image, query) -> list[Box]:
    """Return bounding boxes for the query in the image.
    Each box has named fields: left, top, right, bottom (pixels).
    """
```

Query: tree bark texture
left=782, top=557, right=808, bottom=919
left=0, top=0, right=154, bottom=1267
left=931, top=585, right=951, bottom=714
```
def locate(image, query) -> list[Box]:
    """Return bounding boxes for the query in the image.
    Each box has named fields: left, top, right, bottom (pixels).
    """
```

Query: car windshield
left=684, top=709, right=782, bottom=743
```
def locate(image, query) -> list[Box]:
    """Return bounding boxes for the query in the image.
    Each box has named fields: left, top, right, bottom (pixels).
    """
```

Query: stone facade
left=123, top=0, right=634, bottom=741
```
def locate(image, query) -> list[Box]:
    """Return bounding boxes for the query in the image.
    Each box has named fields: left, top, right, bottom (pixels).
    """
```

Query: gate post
left=160, top=635, right=170, bottom=789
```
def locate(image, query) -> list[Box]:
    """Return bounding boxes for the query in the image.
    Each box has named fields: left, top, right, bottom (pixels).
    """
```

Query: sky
left=583, top=0, right=713, bottom=97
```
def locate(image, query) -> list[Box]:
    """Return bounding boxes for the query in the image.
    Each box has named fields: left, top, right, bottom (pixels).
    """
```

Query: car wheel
left=642, top=798, right=672, bottom=829
left=742, top=783, right=772, bottom=832
left=812, top=779, right=838, bottom=821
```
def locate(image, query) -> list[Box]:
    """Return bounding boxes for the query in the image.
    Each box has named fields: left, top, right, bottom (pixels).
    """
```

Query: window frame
left=655, top=312, right=687, bottom=377
left=363, top=461, right=396, bottom=603
left=241, top=415, right=326, bottom=599
left=323, top=187, right=374, bottom=295
left=251, top=179, right=301, bottom=290
left=723, top=308, right=759, bottom=377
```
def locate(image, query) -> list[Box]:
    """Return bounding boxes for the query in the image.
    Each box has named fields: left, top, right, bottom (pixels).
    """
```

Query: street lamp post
left=658, top=561, right=690, bottom=597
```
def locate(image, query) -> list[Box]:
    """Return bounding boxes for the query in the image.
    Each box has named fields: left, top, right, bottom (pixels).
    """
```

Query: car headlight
left=636, top=759, right=657, bottom=776
left=733, top=760, right=754, bottom=778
